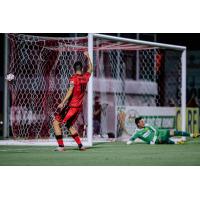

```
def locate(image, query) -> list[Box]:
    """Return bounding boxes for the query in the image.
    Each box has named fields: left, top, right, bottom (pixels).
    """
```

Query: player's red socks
left=71, top=133, right=82, bottom=148
left=56, top=133, right=84, bottom=149
left=55, top=135, right=64, bottom=147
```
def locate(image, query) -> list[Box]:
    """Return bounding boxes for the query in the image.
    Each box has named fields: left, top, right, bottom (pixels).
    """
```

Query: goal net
left=6, top=34, right=90, bottom=145
left=3, top=33, right=186, bottom=145
left=91, top=34, right=186, bottom=140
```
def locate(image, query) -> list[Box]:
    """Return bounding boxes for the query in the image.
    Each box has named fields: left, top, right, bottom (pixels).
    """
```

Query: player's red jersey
left=67, top=72, right=91, bottom=107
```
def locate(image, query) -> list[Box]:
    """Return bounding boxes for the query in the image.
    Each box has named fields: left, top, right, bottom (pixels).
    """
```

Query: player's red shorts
left=55, top=106, right=82, bottom=128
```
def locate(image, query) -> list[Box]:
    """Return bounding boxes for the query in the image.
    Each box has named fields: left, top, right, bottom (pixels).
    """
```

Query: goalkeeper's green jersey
left=129, top=125, right=170, bottom=144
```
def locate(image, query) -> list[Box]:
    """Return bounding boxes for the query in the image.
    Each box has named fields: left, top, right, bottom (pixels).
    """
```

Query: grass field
left=0, top=138, right=200, bottom=166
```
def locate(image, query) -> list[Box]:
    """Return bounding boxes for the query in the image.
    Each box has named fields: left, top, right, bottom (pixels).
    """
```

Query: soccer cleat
left=54, top=147, right=65, bottom=152
left=176, top=140, right=185, bottom=145
left=195, top=133, right=200, bottom=137
left=190, top=133, right=200, bottom=138
left=79, top=146, right=86, bottom=151
left=127, top=140, right=133, bottom=145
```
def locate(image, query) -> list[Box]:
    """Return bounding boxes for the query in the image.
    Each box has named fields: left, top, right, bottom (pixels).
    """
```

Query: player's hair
left=73, top=61, right=83, bottom=72
left=135, top=117, right=143, bottom=126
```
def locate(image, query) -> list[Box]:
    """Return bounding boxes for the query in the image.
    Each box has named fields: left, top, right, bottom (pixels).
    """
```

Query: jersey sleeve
left=148, top=126, right=158, bottom=144
left=129, top=129, right=143, bottom=141
left=83, top=72, right=91, bottom=82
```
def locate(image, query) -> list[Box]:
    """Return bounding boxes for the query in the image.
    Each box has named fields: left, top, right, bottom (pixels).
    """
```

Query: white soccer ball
left=6, top=73, right=15, bottom=81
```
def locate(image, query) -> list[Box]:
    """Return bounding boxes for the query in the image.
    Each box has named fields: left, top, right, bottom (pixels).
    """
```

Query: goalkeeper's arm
left=149, top=126, right=158, bottom=144
left=128, top=131, right=140, bottom=142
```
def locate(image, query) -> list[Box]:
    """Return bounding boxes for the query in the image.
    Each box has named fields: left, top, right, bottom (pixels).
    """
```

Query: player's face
left=138, top=119, right=145, bottom=128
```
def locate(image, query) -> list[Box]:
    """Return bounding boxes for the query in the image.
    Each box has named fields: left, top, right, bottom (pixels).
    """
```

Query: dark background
left=1, top=33, right=200, bottom=136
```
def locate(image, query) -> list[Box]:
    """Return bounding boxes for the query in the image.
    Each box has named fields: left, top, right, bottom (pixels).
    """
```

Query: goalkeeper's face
left=137, top=119, right=145, bottom=129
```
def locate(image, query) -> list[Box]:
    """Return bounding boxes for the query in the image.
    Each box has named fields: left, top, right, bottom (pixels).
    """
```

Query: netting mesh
left=8, top=34, right=88, bottom=139
left=138, top=48, right=182, bottom=106
left=7, top=34, right=183, bottom=140
left=92, top=37, right=182, bottom=137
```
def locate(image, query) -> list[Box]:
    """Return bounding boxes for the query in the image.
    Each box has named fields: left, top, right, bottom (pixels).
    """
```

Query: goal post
left=181, top=49, right=186, bottom=133
left=2, top=33, right=187, bottom=146
left=87, top=33, right=93, bottom=146
left=3, top=33, right=9, bottom=138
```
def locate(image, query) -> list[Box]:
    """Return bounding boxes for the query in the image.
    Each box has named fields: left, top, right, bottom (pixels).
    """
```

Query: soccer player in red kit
left=53, top=51, right=93, bottom=151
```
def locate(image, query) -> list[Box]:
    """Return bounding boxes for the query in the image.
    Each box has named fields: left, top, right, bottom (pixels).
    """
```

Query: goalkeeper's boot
left=127, top=140, right=133, bottom=145
left=55, top=147, right=65, bottom=152
left=190, top=133, right=200, bottom=138
left=176, top=140, right=185, bottom=145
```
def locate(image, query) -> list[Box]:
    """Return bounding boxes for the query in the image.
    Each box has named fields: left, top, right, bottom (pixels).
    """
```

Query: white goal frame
left=2, top=33, right=186, bottom=146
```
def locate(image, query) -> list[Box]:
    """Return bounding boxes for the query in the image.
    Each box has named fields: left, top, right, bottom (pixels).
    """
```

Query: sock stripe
left=71, top=132, right=82, bottom=145
left=55, top=135, right=64, bottom=147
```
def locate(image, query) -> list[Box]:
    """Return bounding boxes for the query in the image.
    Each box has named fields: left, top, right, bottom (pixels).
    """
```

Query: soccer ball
left=6, top=73, right=15, bottom=81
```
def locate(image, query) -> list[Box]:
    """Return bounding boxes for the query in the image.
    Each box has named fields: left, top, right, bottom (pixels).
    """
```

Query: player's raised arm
left=84, top=51, right=93, bottom=73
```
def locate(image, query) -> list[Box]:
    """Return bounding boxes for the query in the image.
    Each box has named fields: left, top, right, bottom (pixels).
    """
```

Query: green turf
left=0, top=138, right=200, bottom=166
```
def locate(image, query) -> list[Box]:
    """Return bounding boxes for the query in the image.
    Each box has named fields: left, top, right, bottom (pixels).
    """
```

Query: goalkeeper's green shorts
left=156, top=129, right=170, bottom=144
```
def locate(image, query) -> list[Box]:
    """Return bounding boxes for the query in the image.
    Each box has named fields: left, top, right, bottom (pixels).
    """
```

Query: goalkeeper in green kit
left=127, top=117, right=198, bottom=145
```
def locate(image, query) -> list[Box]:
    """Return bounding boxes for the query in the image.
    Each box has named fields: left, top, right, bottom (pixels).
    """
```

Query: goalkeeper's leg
left=170, top=130, right=199, bottom=138
left=158, top=131, right=184, bottom=144
left=168, top=138, right=184, bottom=144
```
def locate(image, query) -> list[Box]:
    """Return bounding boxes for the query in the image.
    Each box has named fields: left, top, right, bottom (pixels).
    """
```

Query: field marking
left=0, top=147, right=53, bottom=152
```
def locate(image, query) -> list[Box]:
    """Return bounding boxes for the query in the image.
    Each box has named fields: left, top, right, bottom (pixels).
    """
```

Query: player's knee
left=69, top=126, right=76, bottom=134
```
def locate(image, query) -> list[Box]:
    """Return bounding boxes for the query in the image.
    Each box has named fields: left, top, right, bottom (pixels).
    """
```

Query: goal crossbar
left=93, top=33, right=186, bottom=51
